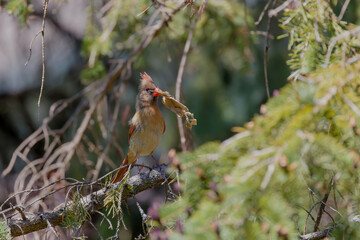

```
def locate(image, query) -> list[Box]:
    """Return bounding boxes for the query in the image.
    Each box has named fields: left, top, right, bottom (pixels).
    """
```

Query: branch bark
left=7, top=168, right=167, bottom=238
left=299, top=227, right=332, bottom=240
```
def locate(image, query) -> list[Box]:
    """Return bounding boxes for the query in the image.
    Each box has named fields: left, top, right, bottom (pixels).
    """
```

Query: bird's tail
left=111, top=152, right=136, bottom=183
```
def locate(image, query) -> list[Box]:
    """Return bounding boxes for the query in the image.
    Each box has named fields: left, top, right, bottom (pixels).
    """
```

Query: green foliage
left=279, top=0, right=360, bottom=75
left=0, top=220, right=11, bottom=240
left=80, top=0, right=151, bottom=83
left=157, top=59, right=360, bottom=239
left=5, top=0, right=33, bottom=25
left=80, top=0, right=253, bottom=87
left=104, top=172, right=130, bottom=218
left=195, top=0, right=254, bottom=71
left=62, top=191, right=90, bottom=231
left=167, top=0, right=253, bottom=70
left=80, top=60, right=107, bottom=85
left=155, top=3, right=360, bottom=232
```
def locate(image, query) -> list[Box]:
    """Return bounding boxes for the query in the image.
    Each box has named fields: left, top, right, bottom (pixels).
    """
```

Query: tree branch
left=7, top=168, right=167, bottom=238
left=299, top=227, right=332, bottom=240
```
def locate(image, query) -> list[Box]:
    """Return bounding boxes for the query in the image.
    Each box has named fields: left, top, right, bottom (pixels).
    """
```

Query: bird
left=111, top=72, right=166, bottom=183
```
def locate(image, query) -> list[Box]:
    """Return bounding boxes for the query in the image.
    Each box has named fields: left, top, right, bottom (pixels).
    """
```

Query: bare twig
left=88, top=220, right=104, bottom=240
left=38, top=0, right=49, bottom=108
left=346, top=54, right=360, bottom=65
left=41, top=213, right=60, bottom=240
left=314, top=22, right=322, bottom=43
left=260, top=161, right=275, bottom=190
left=268, top=0, right=292, bottom=18
left=263, top=0, right=278, bottom=99
left=95, top=210, right=113, bottom=230
left=255, top=0, right=272, bottom=25
left=12, top=206, right=27, bottom=221
left=323, top=26, right=360, bottom=68
left=337, top=0, right=351, bottom=22
left=136, top=202, right=149, bottom=222
left=25, top=31, right=42, bottom=66
left=306, top=186, right=340, bottom=217
left=299, top=205, right=316, bottom=230
left=175, top=0, right=207, bottom=152
left=0, top=177, right=78, bottom=212
left=2, top=127, right=42, bottom=177
left=91, top=66, right=132, bottom=180
left=341, top=93, right=360, bottom=117
left=137, top=2, right=154, bottom=17
left=313, top=178, right=333, bottom=231
left=304, top=201, right=321, bottom=234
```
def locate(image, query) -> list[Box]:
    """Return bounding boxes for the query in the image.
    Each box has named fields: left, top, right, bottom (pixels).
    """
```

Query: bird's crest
left=139, top=72, right=156, bottom=90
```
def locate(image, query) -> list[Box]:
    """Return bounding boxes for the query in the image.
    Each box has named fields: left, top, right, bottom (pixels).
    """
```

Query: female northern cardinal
left=111, top=73, right=165, bottom=183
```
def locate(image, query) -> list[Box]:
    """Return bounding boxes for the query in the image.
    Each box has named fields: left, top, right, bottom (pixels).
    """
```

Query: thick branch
left=7, top=168, right=166, bottom=238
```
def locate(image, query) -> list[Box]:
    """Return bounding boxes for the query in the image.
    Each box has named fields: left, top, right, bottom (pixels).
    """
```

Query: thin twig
left=38, top=0, right=49, bottom=109
left=337, top=0, right=351, bottom=22
left=263, top=0, right=278, bottom=99
left=25, top=31, right=42, bottom=66
left=314, top=22, right=322, bottom=43
left=95, top=210, right=113, bottom=230
left=243, top=0, right=249, bottom=30
left=91, top=66, right=131, bottom=180
left=260, top=161, right=275, bottom=190
left=0, top=177, right=77, bottom=211
left=268, top=0, right=292, bottom=18
left=41, top=213, right=60, bottom=240
left=341, top=93, right=360, bottom=116
left=298, top=205, right=316, bottom=231
left=136, top=202, right=149, bottom=222
left=88, top=221, right=104, bottom=240
left=313, top=177, right=333, bottom=232
left=346, top=54, right=360, bottom=65
left=255, top=0, right=272, bottom=25
left=175, top=0, right=207, bottom=152
left=137, top=3, right=154, bottom=17
left=12, top=206, right=27, bottom=221
left=323, top=26, right=360, bottom=68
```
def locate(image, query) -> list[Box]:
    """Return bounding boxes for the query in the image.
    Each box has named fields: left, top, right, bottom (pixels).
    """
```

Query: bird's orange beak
left=152, top=87, right=162, bottom=97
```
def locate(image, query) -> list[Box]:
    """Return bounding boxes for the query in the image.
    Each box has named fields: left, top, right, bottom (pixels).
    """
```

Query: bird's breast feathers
left=128, top=106, right=165, bottom=156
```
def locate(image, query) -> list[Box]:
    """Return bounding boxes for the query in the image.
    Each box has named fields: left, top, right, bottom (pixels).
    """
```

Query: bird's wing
left=128, top=124, right=135, bottom=142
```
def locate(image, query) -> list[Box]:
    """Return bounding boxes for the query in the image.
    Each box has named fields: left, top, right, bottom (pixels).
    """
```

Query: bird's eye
left=145, top=88, right=154, bottom=92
